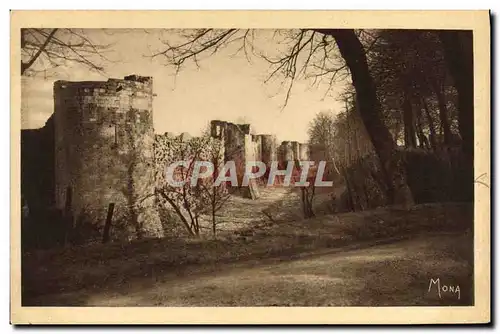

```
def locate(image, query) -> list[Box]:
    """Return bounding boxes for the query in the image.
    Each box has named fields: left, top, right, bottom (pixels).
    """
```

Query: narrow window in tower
left=109, top=124, right=118, bottom=149
left=85, top=103, right=98, bottom=122
left=126, top=109, right=135, bottom=124
left=140, top=110, right=149, bottom=123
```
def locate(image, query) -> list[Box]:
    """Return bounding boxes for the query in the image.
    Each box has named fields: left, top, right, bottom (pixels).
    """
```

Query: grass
left=22, top=200, right=473, bottom=306
left=111, top=232, right=472, bottom=307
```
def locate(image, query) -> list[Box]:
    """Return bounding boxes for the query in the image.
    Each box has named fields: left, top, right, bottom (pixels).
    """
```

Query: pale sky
left=21, top=29, right=347, bottom=143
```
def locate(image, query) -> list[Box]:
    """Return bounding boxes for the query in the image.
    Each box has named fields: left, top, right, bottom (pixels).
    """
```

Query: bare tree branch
left=21, top=28, right=111, bottom=76
left=21, top=28, right=58, bottom=75
left=152, top=29, right=350, bottom=110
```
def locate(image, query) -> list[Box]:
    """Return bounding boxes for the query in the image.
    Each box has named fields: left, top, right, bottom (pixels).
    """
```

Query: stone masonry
left=209, top=120, right=311, bottom=193
left=49, top=74, right=314, bottom=239
left=53, top=75, right=161, bottom=238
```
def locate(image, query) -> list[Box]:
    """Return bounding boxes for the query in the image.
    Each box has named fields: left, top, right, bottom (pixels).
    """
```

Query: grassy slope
left=22, top=202, right=473, bottom=306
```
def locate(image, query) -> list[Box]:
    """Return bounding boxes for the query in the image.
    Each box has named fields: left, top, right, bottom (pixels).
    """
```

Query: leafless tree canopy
left=21, top=28, right=111, bottom=76
left=152, top=29, right=372, bottom=107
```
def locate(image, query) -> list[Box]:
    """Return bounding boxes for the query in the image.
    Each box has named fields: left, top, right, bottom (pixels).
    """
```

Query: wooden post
left=102, top=203, right=115, bottom=244
left=63, top=186, right=73, bottom=246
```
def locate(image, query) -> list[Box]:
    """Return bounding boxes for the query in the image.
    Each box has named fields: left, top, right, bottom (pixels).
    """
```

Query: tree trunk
left=432, top=81, right=453, bottom=146
left=415, top=108, right=430, bottom=149
left=21, top=28, right=58, bottom=75
left=308, top=184, right=316, bottom=218
left=159, top=191, right=195, bottom=236
left=438, top=30, right=474, bottom=161
left=102, top=203, right=115, bottom=244
left=212, top=192, right=217, bottom=238
left=317, top=29, right=414, bottom=207
left=301, top=187, right=314, bottom=218
left=422, top=98, right=438, bottom=150
left=212, top=210, right=216, bottom=237
left=341, top=167, right=355, bottom=212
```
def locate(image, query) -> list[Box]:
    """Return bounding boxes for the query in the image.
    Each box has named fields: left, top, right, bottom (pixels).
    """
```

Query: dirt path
left=29, top=231, right=472, bottom=306
left=205, top=186, right=337, bottom=237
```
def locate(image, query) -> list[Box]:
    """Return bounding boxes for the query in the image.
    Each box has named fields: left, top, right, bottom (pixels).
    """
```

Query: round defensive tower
left=53, top=75, right=161, bottom=240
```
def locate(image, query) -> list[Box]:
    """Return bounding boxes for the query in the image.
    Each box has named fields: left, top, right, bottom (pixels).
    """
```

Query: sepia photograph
left=10, top=10, right=490, bottom=324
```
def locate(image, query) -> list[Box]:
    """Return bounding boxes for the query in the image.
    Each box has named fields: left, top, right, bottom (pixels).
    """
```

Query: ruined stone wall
left=211, top=120, right=247, bottom=186
left=278, top=141, right=294, bottom=163
left=211, top=120, right=245, bottom=164
left=21, top=115, right=55, bottom=210
left=44, top=73, right=318, bottom=243
left=259, top=134, right=277, bottom=167
left=299, top=143, right=310, bottom=161
left=252, top=135, right=262, bottom=162
left=210, top=120, right=310, bottom=177
left=245, top=134, right=262, bottom=163
left=290, top=141, right=300, bottom=161
left=154, top=133, right=225, bottom=180
left=53, top=75, right=161, bottom=239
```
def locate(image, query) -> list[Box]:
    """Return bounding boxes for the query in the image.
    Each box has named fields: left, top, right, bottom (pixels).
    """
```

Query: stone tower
left=53, top=75, right=161, bottom=239
left=259, top=134, right=277, bottom=167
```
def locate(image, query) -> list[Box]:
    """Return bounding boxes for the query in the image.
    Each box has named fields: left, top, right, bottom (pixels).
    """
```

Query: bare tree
left=291, top=163, right=317, bottom=219
left=308, top=111, right=336, bottom=153
left=300, top=184, right=316, bottom=219
left=368, top=30, right=461, bottom=150
left=154, top=132, right=231, bottom=237
left=438, top=30, right=474, bottom=161
left=198, top=136, right=230, bottom=238
left=307, top=110, right=343, bottom=177
left=151, top=29, right=348, bottom=108
left=155, top=136, right=206, bottom=236
left=21, top=28, right=111, bottom=76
